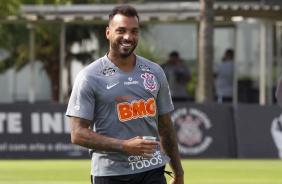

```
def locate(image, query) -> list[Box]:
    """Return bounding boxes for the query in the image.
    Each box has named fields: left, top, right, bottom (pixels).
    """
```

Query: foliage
left=0, top=0, right=150, bottom=102
left=187, top=64, right=196, bottom=99
left=0, top=0, right=21, bottom=15
left=135, top=39, right=166, bottom=64
left=71, top=0, right=146, bottom=4
left=0, top=1, right=25, bottom=71
left=0, top=24, right=29, bottom=72
left=19, top=0, right=145, bottom=4
left=0, top=0, right=103, bottom=101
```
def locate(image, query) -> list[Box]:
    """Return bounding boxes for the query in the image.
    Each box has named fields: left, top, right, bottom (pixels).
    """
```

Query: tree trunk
left=196, top=0, right=214, bottom=103
left=65, top=55, right=72, bottom=102
left=48, top=59, right=60, bottom=102
left=44, top=53, right=60, bottom=102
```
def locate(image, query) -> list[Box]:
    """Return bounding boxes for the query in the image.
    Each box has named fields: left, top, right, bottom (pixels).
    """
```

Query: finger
left=146, top=149, right=156, bottom=154
left=133, top=136, right=143, bottom=140
left=140, top=148, right=154, bottom=153
left=142, top=140, right=159, bottom=145
left=141, top=145, right=158, bottom=152
left=141, top=152, right=152, bottom=158
left=142, top=147, right=157, bottom=154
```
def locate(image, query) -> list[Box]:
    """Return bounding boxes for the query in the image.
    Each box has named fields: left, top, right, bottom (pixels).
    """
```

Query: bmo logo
left=117, top=98, right=156, bottom=122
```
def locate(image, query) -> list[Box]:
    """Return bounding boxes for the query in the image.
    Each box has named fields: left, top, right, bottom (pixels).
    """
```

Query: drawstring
left=164, top=170, right=175, bottom=179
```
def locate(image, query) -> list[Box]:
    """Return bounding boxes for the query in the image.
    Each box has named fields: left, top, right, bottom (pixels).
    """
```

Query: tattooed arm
left=158, top=113, right=184, bottom=184
left=70, top=117, right=158, bottom=157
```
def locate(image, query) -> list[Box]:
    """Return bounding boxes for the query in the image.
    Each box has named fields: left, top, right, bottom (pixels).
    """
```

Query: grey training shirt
left=66, top=54, right=174, bottom=176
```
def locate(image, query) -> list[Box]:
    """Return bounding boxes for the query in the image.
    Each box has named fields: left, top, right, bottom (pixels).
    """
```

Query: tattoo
left=158, top=113, right=184, bottom=177
left=70, top=117, right=123, bottom=152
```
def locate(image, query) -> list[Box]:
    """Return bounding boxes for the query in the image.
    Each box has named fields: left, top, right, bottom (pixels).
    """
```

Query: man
left=162, top=51, right=191, bottom=102
left=214, top=48, right=234, bottom=103
left=66, top=5, right=184, bottom=184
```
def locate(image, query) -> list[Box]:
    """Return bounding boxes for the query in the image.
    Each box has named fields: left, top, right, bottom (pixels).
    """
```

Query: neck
left=108, top=52, right=136, bottom=72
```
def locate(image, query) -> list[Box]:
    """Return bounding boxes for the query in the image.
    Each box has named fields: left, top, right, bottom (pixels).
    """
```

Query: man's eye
left=132, top=30, right=139, bottom=34
left=117, top=29, right=124, bottom=33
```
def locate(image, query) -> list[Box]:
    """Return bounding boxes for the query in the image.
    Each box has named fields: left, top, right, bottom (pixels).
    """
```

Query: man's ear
left=106, top=27, right=110, bottom=40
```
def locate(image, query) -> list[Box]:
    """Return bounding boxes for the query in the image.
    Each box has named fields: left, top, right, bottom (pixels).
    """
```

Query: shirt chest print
left=141, top=73, right=157, bottom=91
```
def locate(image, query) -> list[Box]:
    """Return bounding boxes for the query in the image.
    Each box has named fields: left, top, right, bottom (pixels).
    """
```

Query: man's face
left=106, top=14, right=139, bottom=58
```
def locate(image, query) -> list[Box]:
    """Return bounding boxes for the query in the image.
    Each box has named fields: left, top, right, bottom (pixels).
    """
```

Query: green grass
left=0, top=159, right=282, bottom=184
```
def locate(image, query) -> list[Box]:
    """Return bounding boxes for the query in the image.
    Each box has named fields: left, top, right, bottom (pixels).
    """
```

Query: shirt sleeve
left=66, top=71, right=95, bottom=121
left=156, top=65, right=174, bottom=115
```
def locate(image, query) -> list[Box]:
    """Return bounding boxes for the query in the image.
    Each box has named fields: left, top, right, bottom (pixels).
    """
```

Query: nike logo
left=106, top=82, right=119, bottom=89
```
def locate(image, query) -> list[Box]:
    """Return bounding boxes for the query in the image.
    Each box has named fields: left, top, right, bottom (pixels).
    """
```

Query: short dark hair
left=109, top=5, right=139, bottom=23
left=225, top=49, right=234, bottom=58
left=169, top=51, right=179, bottom=57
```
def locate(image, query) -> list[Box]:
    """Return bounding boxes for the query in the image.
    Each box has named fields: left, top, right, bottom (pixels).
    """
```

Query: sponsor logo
left=124, top=77, right=139, bottom=86
left=106, top=82, right=119, bottom=89
left=139, top=64, right=150, bottom=71
left=102, top=67, right=115, bottom=76
left=128, top=150, right=163, bottom=170
left=117, top=98, right=156, bottom=122
left=74, top=76, right=86, bottom=110
left=171, top=107, right=213, bottom=156
left=141, top=73, right=157, bottom=91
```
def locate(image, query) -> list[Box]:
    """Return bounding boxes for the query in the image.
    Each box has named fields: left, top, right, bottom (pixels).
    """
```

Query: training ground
left=0, top=159, right=282, bottom=184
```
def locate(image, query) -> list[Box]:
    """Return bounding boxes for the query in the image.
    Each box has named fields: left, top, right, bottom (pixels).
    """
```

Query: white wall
left=0, top=68, right=14, bottom=103
left=0, top=61, right=51, bottom=103
left=236, top=19, right=260, bottom=78
left=143, top=23, right=197, bottom=63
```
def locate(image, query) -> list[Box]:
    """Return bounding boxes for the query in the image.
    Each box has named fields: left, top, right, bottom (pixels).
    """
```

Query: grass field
left=0, top=159, right=282, bottom=184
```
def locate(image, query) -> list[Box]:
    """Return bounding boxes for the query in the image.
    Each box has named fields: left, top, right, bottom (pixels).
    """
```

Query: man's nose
left=123, top=33, right=132, bottom=40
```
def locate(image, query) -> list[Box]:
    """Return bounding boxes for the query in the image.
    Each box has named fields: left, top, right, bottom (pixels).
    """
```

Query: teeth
left=121, top=43, right=132, bottom=46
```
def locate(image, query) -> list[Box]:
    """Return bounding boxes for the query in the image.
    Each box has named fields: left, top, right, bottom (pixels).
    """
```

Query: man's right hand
left=122, top=136, right=159, bottom=158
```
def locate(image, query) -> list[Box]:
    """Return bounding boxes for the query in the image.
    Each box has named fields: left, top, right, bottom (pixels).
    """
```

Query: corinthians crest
left=141, top=73, right=157, bottom=91
left=102, top=67, right=115, bottom=76
left=171, top=107, right=213, bottom=156
left=177, top=115, right=203, bottom=146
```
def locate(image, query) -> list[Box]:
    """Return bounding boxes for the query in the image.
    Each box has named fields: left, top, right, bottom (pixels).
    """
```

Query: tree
left=196, top=0, right=214, bottom=103
left=0, top=0, right=26, bottom=71
left=35, top=23, right=99, bottom=101
left=0, top=0, right=96, bottom=102
left=0, top=0, right=147, bottom=102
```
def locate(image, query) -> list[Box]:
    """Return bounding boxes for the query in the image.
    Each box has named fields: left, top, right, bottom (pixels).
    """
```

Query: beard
left=110, top=41, right=137, bottom=58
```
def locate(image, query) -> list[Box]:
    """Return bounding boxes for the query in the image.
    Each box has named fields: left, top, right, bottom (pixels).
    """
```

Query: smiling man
left=66, top=5, right=184, bottom=184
